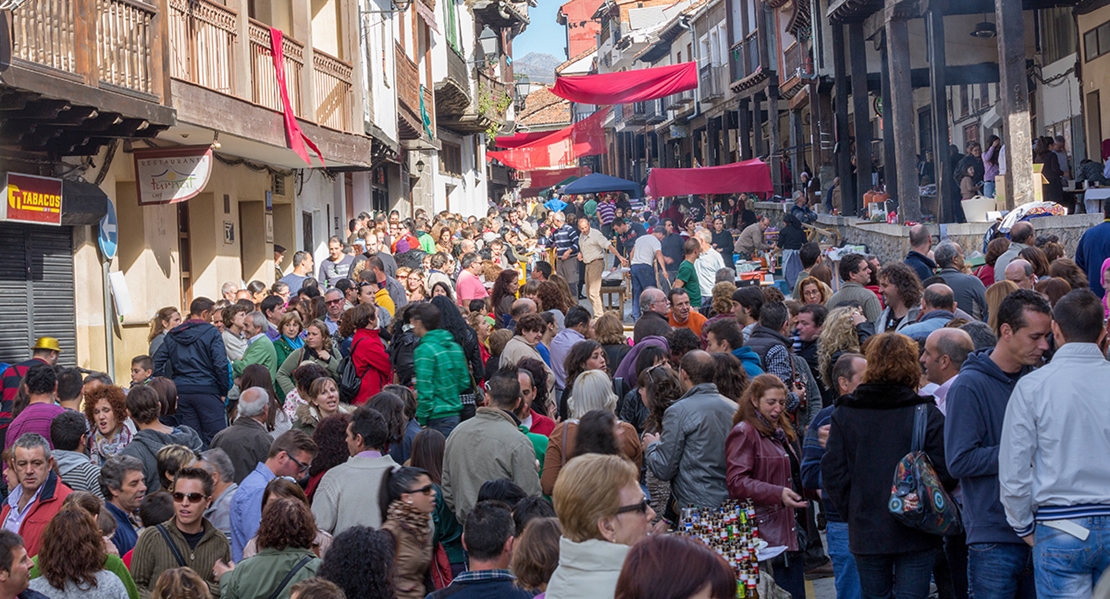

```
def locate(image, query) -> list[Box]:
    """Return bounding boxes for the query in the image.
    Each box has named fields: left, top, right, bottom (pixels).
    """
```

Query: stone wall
left=750, top=200, right=1100, bottom=265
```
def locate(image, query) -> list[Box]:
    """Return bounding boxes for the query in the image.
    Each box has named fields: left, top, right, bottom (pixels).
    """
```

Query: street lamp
left=478, top=27, right=499, bottom=59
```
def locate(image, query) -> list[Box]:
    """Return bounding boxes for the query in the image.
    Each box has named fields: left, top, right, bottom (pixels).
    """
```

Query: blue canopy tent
left=561, top=173, right=641, bottom=199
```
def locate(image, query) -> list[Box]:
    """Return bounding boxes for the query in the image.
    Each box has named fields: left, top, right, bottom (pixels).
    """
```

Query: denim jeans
left=943, top=530, right=970, bottom=599
left=1034, top=516, right=1110, bottom=598
left=426, top=415, right=460, bottom=439
left=983, top=181, right=996, bottom=198
left=967, top=541, right=1035, bottom=599
left=630, top=264, right=655, bottom=320
left=854, top=549, right=937, bottom=599
left=827, top=522, right=862, bottom=599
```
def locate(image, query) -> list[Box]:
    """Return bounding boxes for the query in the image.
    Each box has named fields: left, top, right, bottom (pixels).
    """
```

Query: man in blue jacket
left=426, top=501, right=533, bottom=599
left=153, top=297, right=231, bottom=442
left=1074, top=202, right=1110, bottom=298
left=944, top=289, right=1051, bottom=599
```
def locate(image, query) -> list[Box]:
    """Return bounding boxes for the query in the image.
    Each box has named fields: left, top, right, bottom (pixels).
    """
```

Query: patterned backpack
left=888, top=404, right=963, bottom=536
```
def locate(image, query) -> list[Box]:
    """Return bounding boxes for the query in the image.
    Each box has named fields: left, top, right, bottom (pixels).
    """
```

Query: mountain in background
left=514, top=53, right=562, bottom=84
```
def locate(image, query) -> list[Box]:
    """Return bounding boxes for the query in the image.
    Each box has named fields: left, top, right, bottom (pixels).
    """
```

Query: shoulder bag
left=888, top=404, right=963, bottom=536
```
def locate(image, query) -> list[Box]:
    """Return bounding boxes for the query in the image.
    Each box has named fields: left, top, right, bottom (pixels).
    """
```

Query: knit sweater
left=130, top=518, right=231, bottom=598
left=413, top=330, right=468, bottom=424
left=825, top=282, right=882, bottom=323
left=28, top=570, right=128, bottom=599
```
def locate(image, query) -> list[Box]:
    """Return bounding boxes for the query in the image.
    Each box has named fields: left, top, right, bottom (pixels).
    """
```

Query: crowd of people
left=0, top=198, right=1107, bottom=599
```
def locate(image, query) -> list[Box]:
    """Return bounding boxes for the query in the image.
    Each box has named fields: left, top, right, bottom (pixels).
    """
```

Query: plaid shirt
left=451, top=569, right=518, bottom=583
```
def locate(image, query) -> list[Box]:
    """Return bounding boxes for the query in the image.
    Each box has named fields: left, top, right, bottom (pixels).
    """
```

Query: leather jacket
left=725, top=421, right=800, bottom=551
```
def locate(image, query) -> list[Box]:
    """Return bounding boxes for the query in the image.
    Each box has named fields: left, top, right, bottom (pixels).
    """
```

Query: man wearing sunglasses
left=229, top=430, right=317, bottom=561
left=131, top=467, right=231, bottom=595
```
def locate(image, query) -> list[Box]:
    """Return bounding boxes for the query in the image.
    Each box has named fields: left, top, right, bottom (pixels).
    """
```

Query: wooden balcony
left=396, top=43, right=425, bottom=140
left=168, top=0, right=355, bottom=132
left=313, top=49, right=353, bottom=131
left=2, top=0, right=173, bottom=156
left=779, top=41, right=813, bottom=100
left=435, top=48, right=472, bottom=120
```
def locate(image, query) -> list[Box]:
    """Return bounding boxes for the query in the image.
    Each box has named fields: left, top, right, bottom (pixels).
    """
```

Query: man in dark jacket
left=745, top=302, right=805, bottom=412
left=153, top=297, right=230, bottom=442
left=121, top=385, right=205, bottom=492
left=904, top=225, right=937, bottom=282
left=426, top=501, right=532, bottom=599
left=944, top=290, right=1051, bottom=599
left=209, top=388, right=273, bottom=484
left=933, top=241, right=988, bottom=321
left=632, top=288, right=673, bottom=343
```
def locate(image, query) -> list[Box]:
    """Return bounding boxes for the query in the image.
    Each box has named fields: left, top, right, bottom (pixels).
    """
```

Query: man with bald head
left=921, top=328, right=975, bottom=413
left=901, top=284, right=957, bottom=344
left=904, top=224, right=937, bottom=281
left=642, top=350, right=738, bottom=509
left=507, top=298, right=536, bottom=330
left=995, top=221, right=1034, bottom=277
left=1004, top=259, right=1035, bottom=290
left=633, top=287, right=672, bottom=343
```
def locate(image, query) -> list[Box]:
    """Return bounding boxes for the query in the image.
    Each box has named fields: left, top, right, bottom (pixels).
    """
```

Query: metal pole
left=103, top=260, right=115, bottom=381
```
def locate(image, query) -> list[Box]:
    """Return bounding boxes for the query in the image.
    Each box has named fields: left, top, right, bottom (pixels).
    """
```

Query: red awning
left=495, top=130, right=560, bottom=149
left=487, top=108, right=609, bottom=170
left=646, top=159, right=774, bottom=197
left=551, top=62, right=698, bottom=105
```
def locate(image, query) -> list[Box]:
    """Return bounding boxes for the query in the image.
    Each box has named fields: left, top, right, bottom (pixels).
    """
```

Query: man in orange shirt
left=668, top=288, right=707, bottom=338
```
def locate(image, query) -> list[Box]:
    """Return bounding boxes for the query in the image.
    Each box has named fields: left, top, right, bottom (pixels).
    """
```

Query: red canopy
left=495, top=130, right=558, bottom=149
left=551, top=62, right=698, bottom=105
left=646, top=159, right=774, bottom=197
left=527, top=166, right=586, bottom=189
left=487, top=108, right=609, bottom=170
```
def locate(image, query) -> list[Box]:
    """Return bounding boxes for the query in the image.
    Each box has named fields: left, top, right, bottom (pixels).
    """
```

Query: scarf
left=91, top=426, right=133, bottom=467
left=282, top=334, right=305, bottom=351
left=387, top=499, right=432, bottom=544
left=755, top=411, right=789, bottom=445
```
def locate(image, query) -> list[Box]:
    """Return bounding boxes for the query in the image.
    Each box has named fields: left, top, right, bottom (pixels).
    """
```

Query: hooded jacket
left=821, top=382, right=955, bottom=555
left=944, top=348, right=1034, bottom=545
left=153, top=319, right=230, bottom=396
left=545, top=538, right=631, bottom=599
left=53, top=449, right=103, bottom=498
left=731, top=346, right=765, bottom=379
left=120, top=426, right=205, bottom=493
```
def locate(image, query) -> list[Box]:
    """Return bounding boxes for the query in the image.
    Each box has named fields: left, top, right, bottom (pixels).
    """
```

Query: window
left=1041, top=7, right=1076, bottom=65
left=959, top=86, right=969, bottom=117
left=979, top=83, right=989, bottom=110
left=441, top=142, right=462, bottom=176
left=1085, top=21, right=1110, bottom=62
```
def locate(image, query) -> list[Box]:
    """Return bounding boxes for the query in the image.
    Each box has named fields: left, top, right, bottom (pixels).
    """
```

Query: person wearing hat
left=0, top=337, right=61, bottom=449
left=273, top=244, right=287, bottom=280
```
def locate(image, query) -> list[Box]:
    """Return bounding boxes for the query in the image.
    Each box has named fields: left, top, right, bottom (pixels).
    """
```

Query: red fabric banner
left=646, top=159, right=774, bottom=197
left=495, top=130, right=560, bottom=149
left=527, top=166, right=584, bottom=189
left=487, top=108, right=609, bottom=170
left=551, top=62, right=698, bottom=105
left=271, top=28, right=324, bottom=167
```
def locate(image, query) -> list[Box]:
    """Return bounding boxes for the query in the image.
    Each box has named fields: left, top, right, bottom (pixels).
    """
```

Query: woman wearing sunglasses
left=546, top=454, right=655, bottom=599
left=379, top=466, right=437, bottom=599
left=725, top=374, right=808, bottom=599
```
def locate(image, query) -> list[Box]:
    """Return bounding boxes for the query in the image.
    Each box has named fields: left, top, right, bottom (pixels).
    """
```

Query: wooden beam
left=769, top=86, right=782, bottom=196
left=887, top=18, right=921, bottom=222
left=849, top=22, right=871, bottom=215
left=833, top=22, right=855, bottom=212
left=995, top=0, right=1032, bottom=209
left=738, top=98, right=753, bottom=160
left=880, top=35, right=899, bottom=205
left=927, top=6, right=952, bottom=223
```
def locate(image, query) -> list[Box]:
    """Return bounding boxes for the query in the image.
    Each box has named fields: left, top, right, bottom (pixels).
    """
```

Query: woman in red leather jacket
left=725, top=374, right=808, bottom=599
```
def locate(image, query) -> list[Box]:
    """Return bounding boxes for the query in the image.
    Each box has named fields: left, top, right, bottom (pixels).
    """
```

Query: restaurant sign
left=134, top=145, right=214, bottom=205
left=3, top=173, right=63, bottom=226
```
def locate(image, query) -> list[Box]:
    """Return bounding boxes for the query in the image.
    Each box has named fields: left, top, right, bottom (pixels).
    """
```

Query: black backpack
left=337, top=338, right=364, bottom=403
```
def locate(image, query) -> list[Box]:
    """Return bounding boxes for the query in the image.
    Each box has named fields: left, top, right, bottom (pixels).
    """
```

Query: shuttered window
left=0, top=224, right=76, bottom=367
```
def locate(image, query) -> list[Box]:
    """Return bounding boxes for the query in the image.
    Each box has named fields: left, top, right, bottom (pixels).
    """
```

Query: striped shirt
left=597, top=201, right=616, bottom=225
left=552, top=224, right=580, bottom=254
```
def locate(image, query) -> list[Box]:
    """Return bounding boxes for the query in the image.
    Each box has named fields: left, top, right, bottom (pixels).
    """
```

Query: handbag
left=888, top=404, right=963, bottom=536
left=337, top=338, right=365, bottom=403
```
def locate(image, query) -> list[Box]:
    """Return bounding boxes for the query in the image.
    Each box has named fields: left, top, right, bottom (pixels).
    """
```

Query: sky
left=513, top=0, right=568, bottom=61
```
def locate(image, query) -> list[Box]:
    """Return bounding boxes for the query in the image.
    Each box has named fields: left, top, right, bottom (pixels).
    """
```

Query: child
left=960, top=164, right=978, bottom=199
left=130, top=355, right=153, bottom=387
left=673, top=237, right=703, bottom=309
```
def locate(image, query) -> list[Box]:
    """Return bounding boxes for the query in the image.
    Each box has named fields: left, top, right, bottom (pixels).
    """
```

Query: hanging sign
left=134, top=145, right=214, bottom=205
left=3, top=173, right=63, bottom=225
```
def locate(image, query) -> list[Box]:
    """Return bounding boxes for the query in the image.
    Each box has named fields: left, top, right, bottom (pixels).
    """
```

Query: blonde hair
left=711, top=282, right=737, bottom=315
left=817, top=307, right=863, bottom=389
left=986, top=280, right=1019, bottom=334
left=568, top=370, right=617, bottom=419
left=552, top=454, right=638, bottom=542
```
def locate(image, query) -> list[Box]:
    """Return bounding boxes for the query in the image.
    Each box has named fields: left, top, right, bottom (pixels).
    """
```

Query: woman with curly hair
left=594, top=312, right=630, bottom=378
left=379, top=466, right=437, bottom=599
left=241, top=479, right=332, bottom=560
left=215, top=499, right=322, bottom=599
left=977, top=237, right=1010, bottom=288
left=305, top=413, right=351, bottom=501
left=700, top=282, right=738, bottom=340
left=275, top=319, right=340, bottom=398
left=84, top=384, right=133, bottom=466
left=29, top=509, right=129, bottom=598
left=535, top=281, right=568, bottom=330
left=318, top=526, right=395, bottom=599
left=490, top=269, right=521, bottom=319
left=817, top=307, right=871, bottom=390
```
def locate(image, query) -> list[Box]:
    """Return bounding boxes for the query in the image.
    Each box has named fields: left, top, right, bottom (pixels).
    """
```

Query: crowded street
left=3, top=0, right=1110, bottom=595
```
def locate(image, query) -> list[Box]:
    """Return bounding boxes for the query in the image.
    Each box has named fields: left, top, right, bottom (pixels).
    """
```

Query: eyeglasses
left=286, top=453, right=311, bottom=474
left=404, top=484, right=435, bottom=496
left=615, top=497, right=651, bottom=515
left=325, top=298, right=344, bottom=305
left=172, top=492, right=208, bottom=504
